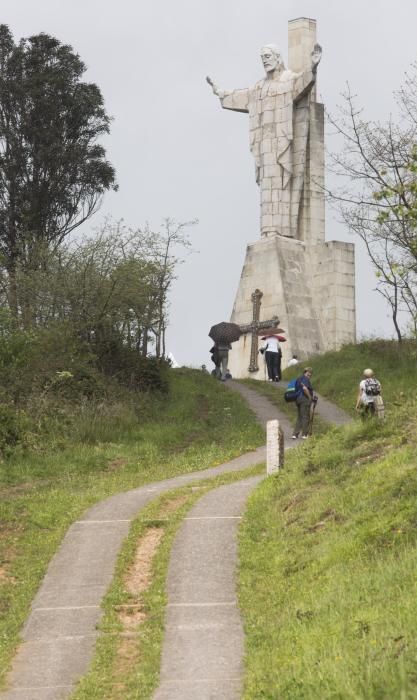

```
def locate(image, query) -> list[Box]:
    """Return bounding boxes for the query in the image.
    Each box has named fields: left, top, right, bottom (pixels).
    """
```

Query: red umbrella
left=261, top=334, right=286, bottom=342
left=257, top=327, right=285, bottom=336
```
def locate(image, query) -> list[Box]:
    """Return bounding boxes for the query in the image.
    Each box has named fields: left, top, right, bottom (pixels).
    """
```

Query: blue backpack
left=284, top=379, right=299, bottom=403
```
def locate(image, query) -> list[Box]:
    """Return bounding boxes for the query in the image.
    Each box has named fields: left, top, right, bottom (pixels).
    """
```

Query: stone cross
left=239, top=289, right=279, bottom=373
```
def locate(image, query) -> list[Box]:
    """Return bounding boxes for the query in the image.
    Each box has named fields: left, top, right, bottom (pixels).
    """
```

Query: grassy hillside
left=239, top=340, right=417, bottom=699
left=0, top=369, right=263, bottom=688
left=284, top=338, right=416, bottom=415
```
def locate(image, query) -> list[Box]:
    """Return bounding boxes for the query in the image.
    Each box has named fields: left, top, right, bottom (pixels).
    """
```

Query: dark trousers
left=217, top=348, right=229, bottom=380
left=293, top=396, right=311, bottom=436
left=360, top=401, right=376, bottom=418
left=265, top=351, right=281, bottom=380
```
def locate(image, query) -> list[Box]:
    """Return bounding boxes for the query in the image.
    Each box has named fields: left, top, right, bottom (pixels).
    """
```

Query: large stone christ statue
left=205, top=18, right=356, bottom=380
left=207, top=43, right=322, bottom=238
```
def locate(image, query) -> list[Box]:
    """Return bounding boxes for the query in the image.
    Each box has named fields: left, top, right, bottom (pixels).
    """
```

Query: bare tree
left=145, top=218, right=195, bottom=357
left=326, top=75, right=417, bottom=340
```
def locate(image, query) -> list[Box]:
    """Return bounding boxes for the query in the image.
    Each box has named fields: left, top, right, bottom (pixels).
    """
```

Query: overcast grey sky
left=3, top=1, right=417, bottom=365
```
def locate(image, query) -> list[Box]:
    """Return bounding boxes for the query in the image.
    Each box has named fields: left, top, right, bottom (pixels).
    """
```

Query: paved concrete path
left=152, top=381, right=352, bottom=700
left=264, top=381, right=352, bottom=426
left=1, top=381, right=290, bottom=700
left=0, top=450, right=266, bottom=700
left=314, top=391, right=352, bottom=425
left=153, top=476, right=262, bottom=700
left=228, top=380, right=352, bottom=432
left=152, top=383, right=305, bottom=700
left=0, top=380, right=349, bottom=700
left=225, top=380, right=294, bottom=437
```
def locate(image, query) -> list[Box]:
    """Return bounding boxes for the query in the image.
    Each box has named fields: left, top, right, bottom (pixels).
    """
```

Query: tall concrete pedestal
left=228, top=235, right=355, bottom=379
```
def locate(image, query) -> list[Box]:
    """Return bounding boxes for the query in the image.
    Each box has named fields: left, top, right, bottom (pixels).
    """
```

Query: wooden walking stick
left=308, top=397, right=318, bottom=435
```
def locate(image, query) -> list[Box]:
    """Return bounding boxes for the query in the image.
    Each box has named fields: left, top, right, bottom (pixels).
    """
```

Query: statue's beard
left=263, top=63, right=280, bottom=75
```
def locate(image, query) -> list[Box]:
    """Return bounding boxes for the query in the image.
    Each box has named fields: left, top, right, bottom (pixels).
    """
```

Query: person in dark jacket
left=210, top=343, right=231, bottom=381
left=292, top=367, right=314, bottom=439
left=210, top=345, right=220, bottom=377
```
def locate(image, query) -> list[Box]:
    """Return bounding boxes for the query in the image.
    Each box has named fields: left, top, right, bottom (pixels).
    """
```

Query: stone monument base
left=228, top=234, right=356, bottom=379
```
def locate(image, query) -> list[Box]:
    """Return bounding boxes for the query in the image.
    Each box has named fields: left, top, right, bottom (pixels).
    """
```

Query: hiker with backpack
left=356, top=368, right=384, bottom=419
left=291, top=367, right=316, bottom=439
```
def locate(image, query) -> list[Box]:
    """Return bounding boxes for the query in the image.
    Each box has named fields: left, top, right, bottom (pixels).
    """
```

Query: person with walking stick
left=292, top=367, right=317, bottom=440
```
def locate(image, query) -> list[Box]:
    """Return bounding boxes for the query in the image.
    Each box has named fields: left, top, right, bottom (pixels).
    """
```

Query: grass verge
left=0, top=369, right=264, bottom=688
left=282, top=338, right=417, bottom=416
left=239, top=371, right=417, bottom=697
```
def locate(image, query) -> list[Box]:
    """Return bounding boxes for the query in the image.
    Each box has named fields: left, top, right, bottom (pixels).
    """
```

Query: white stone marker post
left=266, top=419, right=284, bottom=474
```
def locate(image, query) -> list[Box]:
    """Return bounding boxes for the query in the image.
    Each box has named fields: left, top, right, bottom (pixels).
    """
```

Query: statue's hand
left=311, top=43, right=322, bottom=71
left=206, top=75, right=222, bottom=97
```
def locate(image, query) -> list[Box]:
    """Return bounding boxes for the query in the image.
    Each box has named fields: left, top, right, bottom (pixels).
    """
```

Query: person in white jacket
left=261, top=335, right=281, bottom=381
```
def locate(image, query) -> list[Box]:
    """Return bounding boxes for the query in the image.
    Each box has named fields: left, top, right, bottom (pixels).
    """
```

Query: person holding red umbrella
left=260, top=333, right=285, bottom=381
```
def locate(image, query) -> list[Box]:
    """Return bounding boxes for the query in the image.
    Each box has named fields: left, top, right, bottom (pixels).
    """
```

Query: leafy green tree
left=3, top=218, right=195, bottom=358
left=0, top=25, right=117, bottom=321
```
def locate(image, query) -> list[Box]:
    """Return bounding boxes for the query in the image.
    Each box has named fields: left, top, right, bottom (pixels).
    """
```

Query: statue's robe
left=220, top=68, right=316, bottom=238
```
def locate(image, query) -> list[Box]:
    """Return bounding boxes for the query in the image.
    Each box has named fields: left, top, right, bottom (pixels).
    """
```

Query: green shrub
left=0, top=313, right=170, bottom=457
left=44, top=368, right=107, bottom=401
left=0, top=405, right=27, bottom=455
left=94, top=335, right=170, bottom=392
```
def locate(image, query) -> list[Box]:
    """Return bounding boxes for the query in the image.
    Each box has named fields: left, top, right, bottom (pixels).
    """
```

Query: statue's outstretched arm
left=311, top=43, right=322, bottom=73
left=206, top=76, right=249, bottom=113
left=293, top=44, right=322, bottom=102
left=206, top=76, right=225, bottom=99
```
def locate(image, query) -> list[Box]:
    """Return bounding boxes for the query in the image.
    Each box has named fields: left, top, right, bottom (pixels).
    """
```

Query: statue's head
left=260, top=45, right=285, bottom=74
